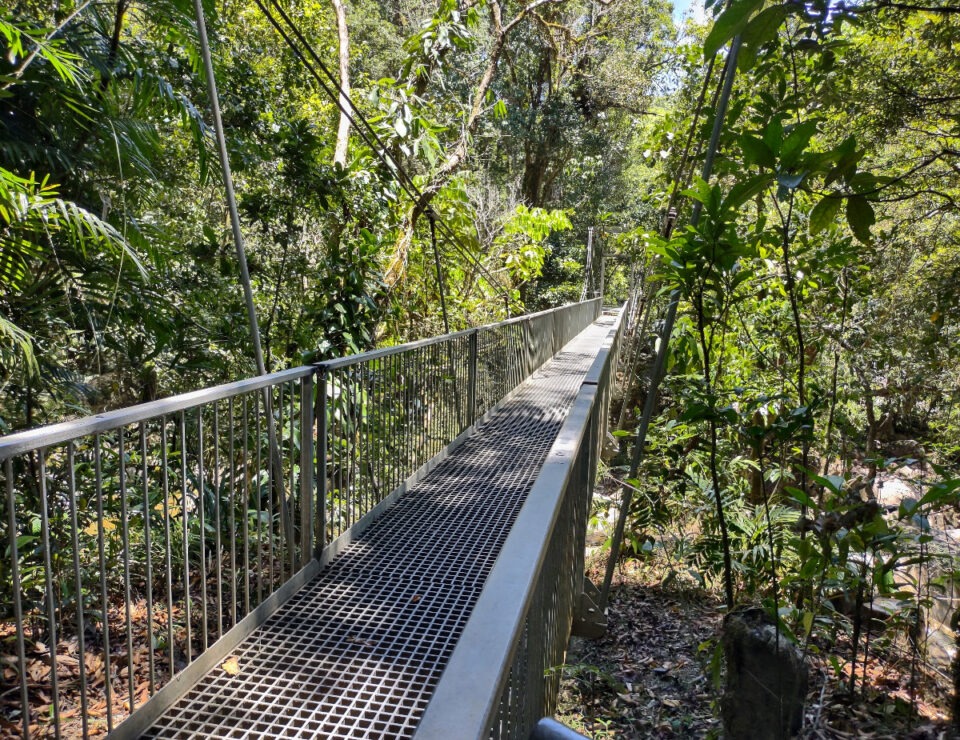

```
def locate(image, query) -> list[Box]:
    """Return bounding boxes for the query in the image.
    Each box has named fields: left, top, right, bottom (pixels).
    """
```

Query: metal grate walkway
left=140, top=317, right=614, bottom=739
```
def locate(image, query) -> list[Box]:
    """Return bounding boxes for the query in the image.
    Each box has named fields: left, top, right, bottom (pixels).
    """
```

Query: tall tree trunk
left=331, top=0, right=351, bottom=167
left=384, top=0, right=551, bottom=287
left=99, top=0, right=130, bottom=93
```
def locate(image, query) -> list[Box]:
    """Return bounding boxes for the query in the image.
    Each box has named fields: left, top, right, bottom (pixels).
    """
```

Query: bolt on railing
left=0, top=299, right=600, bottom=739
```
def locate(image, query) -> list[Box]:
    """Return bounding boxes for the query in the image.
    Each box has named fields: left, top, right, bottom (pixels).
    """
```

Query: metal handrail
left=0, top=366, right=316, bottom=460
left=0, top=299, right=601, bottom=739
left=414, top=305, right=625, bottom=739
left=0, top=300, right=600, bottom=458
left=315, top=300, right=597, bottom=372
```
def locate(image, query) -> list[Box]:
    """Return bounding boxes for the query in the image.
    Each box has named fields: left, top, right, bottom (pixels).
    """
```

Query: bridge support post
left=467, top=330, right=478, bottom=426
left=572, top=578, right=607, bottom=638
left=572, top=409, right=608, bottom=639
left=300, top=373, right=314, bottom=568
left=314, top=367, right=328, bottom=558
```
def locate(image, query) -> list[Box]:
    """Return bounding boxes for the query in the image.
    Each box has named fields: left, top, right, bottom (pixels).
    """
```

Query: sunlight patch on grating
left=142, top=323, right=610, bottom=739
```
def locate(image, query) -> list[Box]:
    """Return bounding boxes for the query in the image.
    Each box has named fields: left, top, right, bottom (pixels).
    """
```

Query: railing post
left=468, top=330, right=478, bottom=427
left=521, top=317, right=532, bottom=380
left=314, top=366, right=328, bottom=558
left=300, top=373, right=314, bottom=569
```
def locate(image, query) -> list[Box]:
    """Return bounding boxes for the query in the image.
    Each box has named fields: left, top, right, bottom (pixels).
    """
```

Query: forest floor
left=556, top=551, right=955, bottom=739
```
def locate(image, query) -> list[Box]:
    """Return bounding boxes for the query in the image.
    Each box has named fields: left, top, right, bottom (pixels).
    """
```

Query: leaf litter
left=556, top=556, right=955, bottom=738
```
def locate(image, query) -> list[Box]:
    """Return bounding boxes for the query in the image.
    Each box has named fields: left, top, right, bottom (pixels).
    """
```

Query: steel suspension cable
left=427, top=210, right=452, bottom=335
left=192, top=0, right=294, bottom=553
left=263, top=0, right=512, bottom=301
left=613, top=55, right=722, bottom=435
left=194, top=0, right=265, bottom=376
left=252, top=0, right=513, bottom=304
left=600, top=35, right=745, bottom=611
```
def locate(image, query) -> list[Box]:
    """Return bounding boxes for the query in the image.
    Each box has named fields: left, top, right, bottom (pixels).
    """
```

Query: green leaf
left=741, top=5, right=790, bottom=48
left=780, top=120, right=818, bottom=169
left=737, top=43, right=758, bottom=72
left=845, top=195, right=875, bottom=244
left=723, top=173, right=773, bottom=211
left=703, top=0, right=765, bottom=58
left=739, top=134, right=776, bottom=169
left=786, top=485, right=816, bottom=508
left=809, top=195, right=842, bottom=234
left=763, top=117, right=784, bottom=155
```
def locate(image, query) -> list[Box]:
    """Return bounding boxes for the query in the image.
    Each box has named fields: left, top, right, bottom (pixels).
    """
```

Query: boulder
left=722, top=607, right=807, bottom=739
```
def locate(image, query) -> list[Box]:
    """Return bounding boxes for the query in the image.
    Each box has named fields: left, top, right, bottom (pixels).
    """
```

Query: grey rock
left=722, top=607, right=807, bottom=739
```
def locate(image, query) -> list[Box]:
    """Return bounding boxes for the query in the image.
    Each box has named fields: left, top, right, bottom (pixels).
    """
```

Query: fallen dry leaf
left=222, top=656, right=241, bottom=676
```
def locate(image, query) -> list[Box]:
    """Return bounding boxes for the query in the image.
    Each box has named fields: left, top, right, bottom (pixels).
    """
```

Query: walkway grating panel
left=141, top=319, right=613, bottom=739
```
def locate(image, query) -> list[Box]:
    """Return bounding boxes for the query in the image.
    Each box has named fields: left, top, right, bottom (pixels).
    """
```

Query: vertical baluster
left=361, top=367, right=368, bottom=517
left=65, top=443, right=89, bottom=736
left=5, top=459, right=30, bottom=739
left=393, top=354, right=409, bottom=488
left=369, top=365, right=376, bottom=509
left=378, top=362, right=385, bottom=495
left=395, top=354, right=402, bottom=491
left=442, top=342, right=448, bottom=448
left=419, top=347, right=424, bottom=468
left=351, top=365, right=367, bottom=523
left=264, top=388, right=275, bottom=591
left=241, top=396, right=251, bottom=615
left=381, top=361, right=387, bottom=498
left=255, top=393, right=265, bottom=603
left=160, top=419, right=175, bottom=681
left=196, top=410, right=208, bottom=652
left=353, top=368, right=360, bottom=522
left=445, top=341, right=451, bottom=445
left=377, top=362, right=385, bottom=496
left=117, top=428, right=136, bottom=715
left=367, top=363, right=374, bottom=512
left=393, top=356, right=401, bottom=489
left=414, top=349, right=421, bottom=470
left=212, top=405, right=223, bottom=639
left=300, top=374, right=314, bottom=567
left=315, top=369, right=327, bottom=553
left=343, top=371, right=352, bottom=529
left=274, top=384, right=284, bottom=585
left=431, top=345, right=438, bottom=456
left=331, top=370, right=338, bottom=540
left=432, top=344, right=439, bottom=450
left=417, top=348, right=423, bottom=468
left=93, top=437, right=114, bottom=730
left=423, top=347, right=429, bottom=464
left=36, top=453, right=62, bottom=738
left=288, top=382, right=296, bottom=575
left=228, top=398, right=237, bottom=627
left=179, top=411, right=191, bottom=665
left=468, top=331, right=478, bottom=427
left=406, top=357, right=411, bottom=470
left=344, top=368, right=349, bottom=530
left=139, top=423, right=155, bottom=697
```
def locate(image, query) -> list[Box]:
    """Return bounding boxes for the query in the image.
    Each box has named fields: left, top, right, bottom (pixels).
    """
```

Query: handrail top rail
left=315, top=326, right=478, bottom=371
left=0, top=300, right=598, bottom=460
left=0, top=366, right=315, bottom=460
left=315, top=299, right=600, bottom=371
